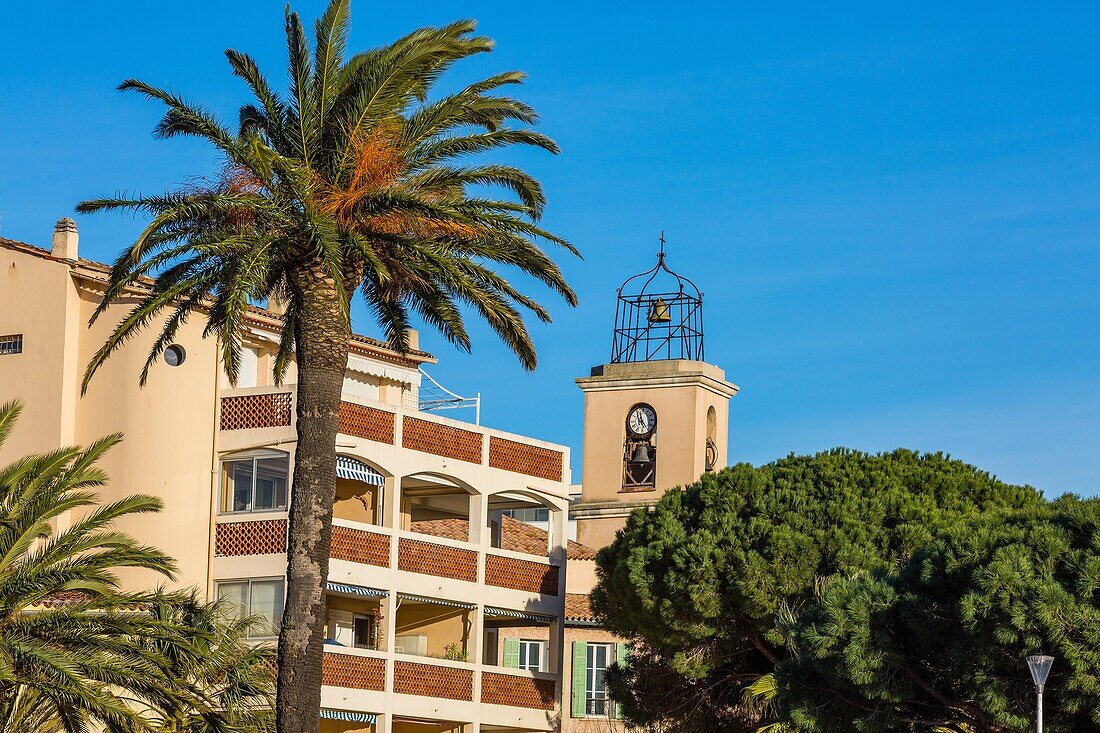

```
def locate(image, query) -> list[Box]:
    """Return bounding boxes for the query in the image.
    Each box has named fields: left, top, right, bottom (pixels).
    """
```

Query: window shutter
left=614, top=642, right=630, bottom=719
left=502, top=637, right=520, bottom=668
left=571, top=641, right=588, bottom=718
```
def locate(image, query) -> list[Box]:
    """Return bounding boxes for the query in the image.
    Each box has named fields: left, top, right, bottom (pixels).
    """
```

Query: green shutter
left=571, top=641, right=587, bottom=718
left=503, top=637, right=520, bottom=668
left=614, top=642, right=630, bottom=719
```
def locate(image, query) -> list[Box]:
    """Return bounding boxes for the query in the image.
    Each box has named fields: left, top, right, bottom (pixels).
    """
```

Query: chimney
left=266, top=295, right=288, bottom=316
left=52, top=217, right=78, bottom=260
left=406, top=328, right=419, bottom=351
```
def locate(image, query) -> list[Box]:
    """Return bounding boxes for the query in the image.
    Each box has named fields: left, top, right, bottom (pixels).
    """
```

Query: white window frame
left=586, top=642, right=614, bottom=717
left=215, top=577, right=285, bottom=639
left=504, top=506, right=549, bottom=523
left=518, top=638, right=548, bottom=672
left=220, top=449, right=289, bottom=514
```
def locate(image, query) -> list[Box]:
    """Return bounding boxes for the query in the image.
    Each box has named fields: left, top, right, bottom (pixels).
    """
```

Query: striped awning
left=326, top=582, right=388, bottom=598
left=336, top=456, right=385, bottom=486
left=485, top=606, right=554, bottom=624
left=399, top=593, right=476, bottom=610
left=320, top=709, right=377, bottom=724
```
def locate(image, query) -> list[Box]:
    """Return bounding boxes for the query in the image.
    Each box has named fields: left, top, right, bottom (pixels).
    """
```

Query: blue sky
left=1, top=3, right=1097, bottom=494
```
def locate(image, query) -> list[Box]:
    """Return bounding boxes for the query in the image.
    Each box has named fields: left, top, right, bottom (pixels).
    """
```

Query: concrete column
left=549, top=500, right=568, bottom=677
left=382, top=476, right=399, bottom=530
left=468, top=491, right=488, bottom=546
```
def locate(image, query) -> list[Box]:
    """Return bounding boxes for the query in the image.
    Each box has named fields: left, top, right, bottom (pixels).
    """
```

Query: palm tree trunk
left=277, top=271, right=350, bottom=733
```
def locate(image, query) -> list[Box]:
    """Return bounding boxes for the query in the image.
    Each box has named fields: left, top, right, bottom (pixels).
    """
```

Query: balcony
left=217, top=387, right=567, bottom=484
left=321, top=647, right=386, bottom=692
left=322, top=652, right=556, bottom=711
left=216, top=517, right=561, bottom=600
left=393, top=658, right=474, bottom=701
left=482, top=669, right=558, bottom=711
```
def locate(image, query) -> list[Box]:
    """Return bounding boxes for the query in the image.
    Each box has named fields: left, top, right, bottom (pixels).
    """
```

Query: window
left=164, top=344, right=186, bottom=366
left=216, top=578, right=284, bottom=638
left=326, top=609, right=378, bottom=650
left=0, top=334, right=22, bottom=355
left=503, top=507, right=549, bottom=523
left=220, top=451, right=288, bottom=513
left=519, top=639, right=548, bottom=672
left=586, top=643, right=613, bottom=716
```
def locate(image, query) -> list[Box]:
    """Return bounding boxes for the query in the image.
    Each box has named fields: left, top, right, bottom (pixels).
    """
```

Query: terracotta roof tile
left=33, top=590, right=146, bottom=611
left=410, top=515, right=597, bottom=560
left=565, top=593, right=598, bottom=623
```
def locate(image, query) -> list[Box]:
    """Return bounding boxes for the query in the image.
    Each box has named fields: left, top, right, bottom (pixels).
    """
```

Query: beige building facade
left=0, top=221, right=576, bottom=733
left=0, top=222, right=736, bottom=733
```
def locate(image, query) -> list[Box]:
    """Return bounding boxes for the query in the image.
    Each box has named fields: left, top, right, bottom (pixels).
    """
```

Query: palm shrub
left=76, top=2, right=576, bottom=729
left=0, top=399, right=182, bottom=732
left=0, top=400, right=279, bottom=732
left=144, top=591, right=276, bottom=733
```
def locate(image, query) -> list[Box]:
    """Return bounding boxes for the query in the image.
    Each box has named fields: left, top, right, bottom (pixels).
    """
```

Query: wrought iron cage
left=610, top=243, right=704, bottom=363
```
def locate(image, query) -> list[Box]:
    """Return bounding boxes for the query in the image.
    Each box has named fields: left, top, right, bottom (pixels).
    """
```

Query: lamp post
left=1027, top=654, right=1054, bottom=733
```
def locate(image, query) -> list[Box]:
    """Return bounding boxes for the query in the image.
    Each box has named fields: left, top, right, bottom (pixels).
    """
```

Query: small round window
left=164, top=344, right=186, bottom=367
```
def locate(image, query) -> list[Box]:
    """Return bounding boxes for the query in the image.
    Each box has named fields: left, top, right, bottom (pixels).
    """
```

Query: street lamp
left=1027, top=654, right=1054, bottom=733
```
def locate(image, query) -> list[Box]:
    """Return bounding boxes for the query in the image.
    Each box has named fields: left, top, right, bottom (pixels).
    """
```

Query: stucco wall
left=394, top=603, right=471, bottom=659
left=0, top=248, right=77, bottom=459
left=578, top=361, right=733, bottom=505
left=73, top=289, right=220, bottom=593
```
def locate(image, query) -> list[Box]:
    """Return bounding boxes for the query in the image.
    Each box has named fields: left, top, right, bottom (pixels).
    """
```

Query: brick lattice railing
left=485, top=554, right=559, bottom=595
left=398, top=537, right=478, bottom=582
left=214, top=519, right=287, bottom=556
left=481, top=672, right=557, bottom=710
left=338, top=401, right=396, bottom=444
left=393, top=660, right=473, bottom=701
left=488, top=436, right=564, bottom=481
left=219, top=393, right=292, bottom=431
left=330, top=525, right=390, bottom=567
left=401, top=416, right=483, bottom=463
left=321, top=652, right=385, bottom=690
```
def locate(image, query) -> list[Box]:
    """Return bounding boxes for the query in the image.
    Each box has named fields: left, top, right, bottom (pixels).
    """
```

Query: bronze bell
left=630, top=443, right=651, bottom=464
left=648, top=298, right=671, bottom=323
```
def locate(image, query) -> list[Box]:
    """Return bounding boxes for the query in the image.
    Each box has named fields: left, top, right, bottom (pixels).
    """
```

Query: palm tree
left=144, top=591, right=276, bottom=733
left=0, top=399, right=182, bottom=732
left=75, top=2, right=577, bottom=730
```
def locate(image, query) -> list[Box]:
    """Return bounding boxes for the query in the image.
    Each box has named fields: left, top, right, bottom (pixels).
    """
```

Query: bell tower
left=574, top=239, right=738, bottom=549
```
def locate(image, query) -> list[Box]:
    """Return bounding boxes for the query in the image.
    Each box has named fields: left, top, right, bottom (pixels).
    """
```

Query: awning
left=327, top=582, right=388, bottom=598
left=485, top=606, right=554, bottom=624
left=336, top=456, right=385, bottom=486
left=399, top=593, right=476, bottom=610
left=320, top=709, right=377, bottom=725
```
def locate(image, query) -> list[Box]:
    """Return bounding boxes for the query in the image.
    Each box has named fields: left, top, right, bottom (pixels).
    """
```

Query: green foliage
left=776, top=497, right=1100, bottom=732
left=143, top=592, right=276, bottom=733
left=76, top=0, right=578, bottom=387
left=592, top=448, right=1042, bottom=732
left=443, top=643, right=468, bottom=662
left=0, top=401, right=275, bottom=732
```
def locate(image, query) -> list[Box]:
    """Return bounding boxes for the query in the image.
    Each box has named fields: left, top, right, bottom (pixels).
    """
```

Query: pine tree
left=592, top=448, right=1043, bottom=732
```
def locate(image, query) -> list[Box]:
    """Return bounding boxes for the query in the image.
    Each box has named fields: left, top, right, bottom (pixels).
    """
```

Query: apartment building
left=0, top=220, right=577, bottom=733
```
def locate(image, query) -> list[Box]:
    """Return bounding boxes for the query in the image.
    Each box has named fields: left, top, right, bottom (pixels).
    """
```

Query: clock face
left=627, top=405, right=657, bottom=437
